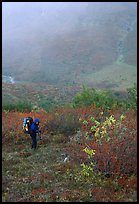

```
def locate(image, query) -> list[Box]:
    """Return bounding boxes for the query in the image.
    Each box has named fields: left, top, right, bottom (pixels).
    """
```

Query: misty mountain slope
left=79, top=61, right=136, bottom=91
left=2, top=2, right=137, bottom=89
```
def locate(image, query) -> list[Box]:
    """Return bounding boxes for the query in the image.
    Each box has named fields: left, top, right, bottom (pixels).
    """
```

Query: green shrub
left=72, top=86, right=117, bottom=110
left=115, top=84, right=137, bottom=111
left=126, top=83, right=137, bottom=109
left=72, top=85, right=137, bottom=111
left=37, top=95, right=60, bottom=112
left=2, top=101, right=33, bottom=112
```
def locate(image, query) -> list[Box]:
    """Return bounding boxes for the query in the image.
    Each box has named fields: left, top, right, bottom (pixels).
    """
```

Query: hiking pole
left=37, top=131, right=42, bottom=140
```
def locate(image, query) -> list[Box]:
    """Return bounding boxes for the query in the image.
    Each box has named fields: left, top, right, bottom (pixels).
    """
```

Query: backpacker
left=23, top=117, right=33, bottom=134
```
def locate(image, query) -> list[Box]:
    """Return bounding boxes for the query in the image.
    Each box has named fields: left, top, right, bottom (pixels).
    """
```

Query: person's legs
left=30, top=132, right=37, bottom=149
left=33, top=134, right=37, bottom=149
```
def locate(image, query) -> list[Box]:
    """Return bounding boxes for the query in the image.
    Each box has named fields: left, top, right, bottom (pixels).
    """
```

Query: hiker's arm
left=34, top=125, right=41, bottom=133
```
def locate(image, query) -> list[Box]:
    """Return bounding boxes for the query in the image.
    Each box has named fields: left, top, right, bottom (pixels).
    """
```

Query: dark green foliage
left=2, top=101, right=33, bottom=112
left=72, top=86, right=117, bottom=110
left=2, top=83, right=137, bottom=112
left=116, top=83, right=137, bottom=110
left=37, top=95, right=60, bottom=112
left=126, top=83, right=137, bottom=109
left=72, top=85, right=137, bottom=111
left=72, top=86, right=95, bottom=107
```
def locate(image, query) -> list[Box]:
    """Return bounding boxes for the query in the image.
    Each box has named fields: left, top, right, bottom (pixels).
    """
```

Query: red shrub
left=79, top=109, right=137, bottom=176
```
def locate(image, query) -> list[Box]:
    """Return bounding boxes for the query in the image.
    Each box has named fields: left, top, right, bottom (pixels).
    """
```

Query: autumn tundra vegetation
left=2, top=84, right=137, bottom=202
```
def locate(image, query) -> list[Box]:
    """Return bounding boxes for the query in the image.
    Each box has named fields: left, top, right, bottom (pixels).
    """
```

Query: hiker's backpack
left=23, top=117, right=33, bottom=134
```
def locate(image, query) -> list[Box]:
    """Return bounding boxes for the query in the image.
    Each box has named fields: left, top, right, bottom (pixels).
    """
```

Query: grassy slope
left=2, top=133, right=137, bottom=202
left=2, top=134, right=69, bottom=202
left=79, top=61, right=137, bottom=91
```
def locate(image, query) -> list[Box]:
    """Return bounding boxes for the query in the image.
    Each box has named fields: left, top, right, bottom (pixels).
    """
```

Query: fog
left=2, top=2, right=137, bottom=86
left=3, top=2, right=136, bottom=41
left=2, top=2, right=87, bottom=39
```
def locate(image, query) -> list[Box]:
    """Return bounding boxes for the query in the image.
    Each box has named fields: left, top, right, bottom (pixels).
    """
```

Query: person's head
left=34, top=118, right=40, bottom=125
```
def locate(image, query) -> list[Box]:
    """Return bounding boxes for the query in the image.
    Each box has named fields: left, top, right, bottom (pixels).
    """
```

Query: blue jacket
left=30, top=118, right=40, bottom=133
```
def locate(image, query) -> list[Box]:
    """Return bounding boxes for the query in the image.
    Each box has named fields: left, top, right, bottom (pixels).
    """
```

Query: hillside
left=80, top=61, right=137, bottom=91
left=2, top=2, right=137, bottom=88
left=2, top=82, right=82, bottom=108
left=2, top=107, right=137, bottom=202
left=3, top=80, right=133, bottom=111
